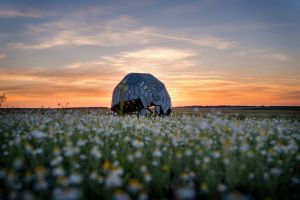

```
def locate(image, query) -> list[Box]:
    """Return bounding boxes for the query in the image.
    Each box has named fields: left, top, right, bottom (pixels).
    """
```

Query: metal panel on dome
left=134, top=86, right=140, bottom=97
left=129, top=85, right=134, bottom=99
left=124, top=90, right=129, bottom=101
left=139, top=95, right=147, bottom=108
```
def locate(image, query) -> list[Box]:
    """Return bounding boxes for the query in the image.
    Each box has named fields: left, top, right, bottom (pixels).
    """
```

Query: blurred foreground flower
left=53, top=188, right=81, bottom=200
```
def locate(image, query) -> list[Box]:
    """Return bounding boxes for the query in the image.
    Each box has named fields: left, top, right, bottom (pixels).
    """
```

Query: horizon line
left=1, top=105, right=300, bottom=109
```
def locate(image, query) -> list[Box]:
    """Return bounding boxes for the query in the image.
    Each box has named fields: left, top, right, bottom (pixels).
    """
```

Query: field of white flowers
left=0, top=109, right=299, bottom=200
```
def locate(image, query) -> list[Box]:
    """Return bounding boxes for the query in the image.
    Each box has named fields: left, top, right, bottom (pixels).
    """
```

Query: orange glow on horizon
left=1, top=72, right=299, bottom=108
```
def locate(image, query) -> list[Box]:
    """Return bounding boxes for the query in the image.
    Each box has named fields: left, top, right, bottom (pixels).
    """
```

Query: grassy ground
left=0, top=108, right=299, bottom=199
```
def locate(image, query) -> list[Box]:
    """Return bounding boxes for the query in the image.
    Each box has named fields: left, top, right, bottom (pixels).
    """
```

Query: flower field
left=0, top=109, right=299, bottom=199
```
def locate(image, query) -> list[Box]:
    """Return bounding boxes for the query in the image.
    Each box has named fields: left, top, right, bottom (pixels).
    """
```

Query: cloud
left=0, top=65, right=121, bottom=83
left=0, top=8, right=42, bottom=18
left=120, top=48, right=195, bottom=60
left=86, top=47, right=199, bottom=75
left=7, top=16, right=152, bottom=49
left=0, top=54, right=6, bottom=59
left=8, top=41, right=66, bottom=50
left=198, top=22, right=271, bottom=33
left=130, top=30, right=235, bottom=49
left=169, top=81, right=299, bottom=106
left=7, top=13, right=234, bottom=50
left=238, top=49, right=291, bottom=62
left=0, top=81, right=111, bottom=97
left=276, top=90, right=300, bottom=100
left=265, top=53, right=291, bottom=62
left=193, top=37, right=234, bottom=49
left=0, top=66, right=122, bottom=107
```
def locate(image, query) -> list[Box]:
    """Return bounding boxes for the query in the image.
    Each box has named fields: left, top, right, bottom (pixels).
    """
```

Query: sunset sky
left=0, top=0, right=299, bottom=107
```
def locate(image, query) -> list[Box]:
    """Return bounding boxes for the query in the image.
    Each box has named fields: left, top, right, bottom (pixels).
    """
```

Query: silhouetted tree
left=0, top=93, right=6, bottom=107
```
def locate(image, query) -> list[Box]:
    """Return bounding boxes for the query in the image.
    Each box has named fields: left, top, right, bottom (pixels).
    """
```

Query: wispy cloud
left=0, top=66, right=121, bottom=107
left=0, top=54, right=6, bottom=59
left=265, top=53, right=291, bottom=62
left=166, top=78, right=300, bottom=106
left=120, top=48, right=196, bottom=60
left=0, top=8, right=42, bottom=18
left=198, top=22, right=271, bottom=33
left=7, top=13, right=234, bottom=50
left=129, top=30, right=235, bottom=49
left=7, top=16, right=151, bottom=49
left=63, top=47, right=200, bottom=77
left=238, top=49, right=291, bottom=62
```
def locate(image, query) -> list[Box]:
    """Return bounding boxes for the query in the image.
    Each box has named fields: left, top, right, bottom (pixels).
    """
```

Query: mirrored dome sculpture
left=111, top=73, right=172, bottom=116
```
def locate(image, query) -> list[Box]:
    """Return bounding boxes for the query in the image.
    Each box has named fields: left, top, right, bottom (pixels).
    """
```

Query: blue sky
left=0, top=0, right=299, bottom=107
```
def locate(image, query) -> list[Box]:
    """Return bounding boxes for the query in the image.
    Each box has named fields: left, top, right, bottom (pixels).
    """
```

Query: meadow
left=0, top=108, right=299, bottom=200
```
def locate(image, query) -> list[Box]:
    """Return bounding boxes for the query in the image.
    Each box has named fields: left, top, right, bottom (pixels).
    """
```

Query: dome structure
left=111, top=73, right=172, bottom=116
